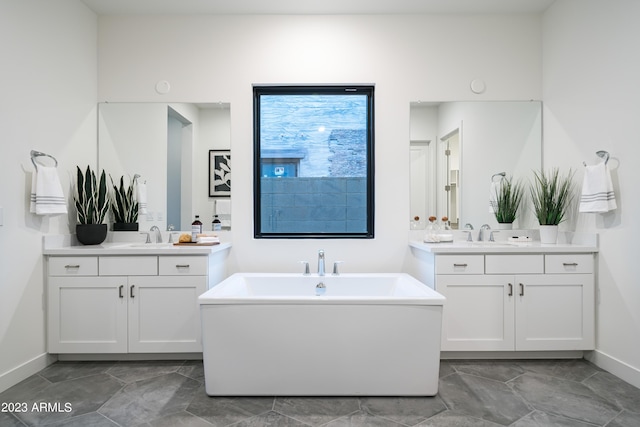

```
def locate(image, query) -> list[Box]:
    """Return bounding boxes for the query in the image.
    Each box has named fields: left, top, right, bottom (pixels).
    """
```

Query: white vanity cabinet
left=47, top=255, right=206, bottom=354
left=434, top=253, right=595, bottom=352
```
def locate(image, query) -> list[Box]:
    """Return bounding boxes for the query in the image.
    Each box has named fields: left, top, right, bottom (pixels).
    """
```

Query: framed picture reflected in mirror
left=209, top=150, right=231, bottom=197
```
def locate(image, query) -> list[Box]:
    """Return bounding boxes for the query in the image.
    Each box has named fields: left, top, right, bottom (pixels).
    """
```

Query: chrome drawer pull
left=176, top=264, right=190, bottom=268
left=563, top=262, right=578, bottom=266
left=119, top=285, right=124, bottom=298
left=453, top=263, right=468, bottom=267
left=519, top=283, right=524, bottom=296
left=508, top=283, right=513, bottom=296
left=130, top=285, right=135, bottom=298
left=64, top=264, right=80, bottom=269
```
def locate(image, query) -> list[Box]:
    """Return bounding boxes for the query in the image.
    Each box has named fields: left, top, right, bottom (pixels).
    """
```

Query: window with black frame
left=253, top=85, right=375, bottom=238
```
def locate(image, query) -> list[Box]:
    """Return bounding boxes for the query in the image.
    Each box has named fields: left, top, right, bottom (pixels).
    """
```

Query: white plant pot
left=539, top=225, right=558, bottom=244
left=495, top=223, right=513, bottom=230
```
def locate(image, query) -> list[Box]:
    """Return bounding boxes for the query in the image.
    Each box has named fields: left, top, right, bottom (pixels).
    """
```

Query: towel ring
left=30, top=150, right=58, bottom=170
left=596, top=150, right=610, bottom=164
left=491, top=172, right=506, bottom=182
left=583, top=150, right=610, bottom=166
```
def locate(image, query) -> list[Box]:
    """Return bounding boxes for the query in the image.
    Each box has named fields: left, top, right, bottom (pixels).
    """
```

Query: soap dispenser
left=191, top=215, right=203, bottom=241
left=212, top=215, right=222, bottom=232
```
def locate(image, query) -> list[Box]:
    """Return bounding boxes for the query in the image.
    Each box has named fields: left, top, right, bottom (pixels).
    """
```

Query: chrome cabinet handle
left=64, top=264, right=80, bottom=269
left=563, top=262, right=578, bottom=266
left=519, top=283, right=524, bottom=296
left=453, top=263, right=468, bottom=267
left=508, top=283, right=513, bottom=296
left=119, top=285, right=124, bottom=298
left=130, top=285, right=135, bottom=298
left=176, top=264, right=190, bottom=268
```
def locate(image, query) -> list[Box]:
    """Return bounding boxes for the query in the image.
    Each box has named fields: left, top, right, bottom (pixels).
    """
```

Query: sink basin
left=466, top=241, right=518, bottom=247
left=111, top=243, right=174, bottom=249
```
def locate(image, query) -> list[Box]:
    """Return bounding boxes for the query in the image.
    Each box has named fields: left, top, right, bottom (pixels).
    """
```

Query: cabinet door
left=515, top=274, right=594, bottom=351
left=437, top=275, right=514, bottom=351
left=48, top=276, right=127, bottom=353
left=128, top=276, right=206, bottom=353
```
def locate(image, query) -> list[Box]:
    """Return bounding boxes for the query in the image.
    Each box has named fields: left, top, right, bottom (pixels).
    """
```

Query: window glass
left=253, top=85, right=374, bottom=238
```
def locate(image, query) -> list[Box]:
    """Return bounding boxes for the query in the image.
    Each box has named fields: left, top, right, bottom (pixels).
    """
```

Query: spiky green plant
left=74, top=165, right=109, bottom=224
left=530, top=168, right=575, bottom=225
left=494, top=176, right=525, bottom=224
left=109, top=175, right=138, bottom=223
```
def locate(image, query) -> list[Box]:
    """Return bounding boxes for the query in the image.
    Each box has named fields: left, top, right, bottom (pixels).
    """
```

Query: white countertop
left=409, top=240, right=598, bottom=254
left=43, top=238, right=232, bottom=256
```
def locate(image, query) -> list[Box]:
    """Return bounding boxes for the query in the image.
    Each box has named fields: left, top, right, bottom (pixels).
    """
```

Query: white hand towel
left=135, top=181, right=148, bottom=215
left=579, top=161, right=617, bottom=213
left=30, top=172, right=37, bottom=213
left=489, top=181, right=501, bottom=213
left=197, top=236, right=220, bottom=244
left=30, top=166, right=67, bottom=215
left=215, top=199, right=231, bottom=215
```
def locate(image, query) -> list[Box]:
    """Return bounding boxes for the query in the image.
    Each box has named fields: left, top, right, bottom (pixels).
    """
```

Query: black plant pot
left=76, top=224, right=108, bottom=245
left=113, top=222, right=139, bottom=231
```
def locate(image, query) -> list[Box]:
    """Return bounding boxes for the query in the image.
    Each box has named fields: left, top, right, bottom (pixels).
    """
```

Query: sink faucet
left=479, top=224, right=491, bottom=241
left=318, top=249, right=325, bottom=276
left=149, top=225, right=162, bottom=243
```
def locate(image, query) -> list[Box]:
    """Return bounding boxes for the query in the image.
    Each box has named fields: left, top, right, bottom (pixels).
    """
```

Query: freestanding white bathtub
left=198, top=273, right=445, bottom=396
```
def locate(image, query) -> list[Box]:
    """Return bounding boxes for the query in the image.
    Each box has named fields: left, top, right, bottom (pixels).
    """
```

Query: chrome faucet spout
left=318, top=249, right=325, bottom=276
left=149, top=225, right=163, bottom=243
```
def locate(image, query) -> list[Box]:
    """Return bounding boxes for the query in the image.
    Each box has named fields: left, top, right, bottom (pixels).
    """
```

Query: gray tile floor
left=1, top=359, right=639, bottom=426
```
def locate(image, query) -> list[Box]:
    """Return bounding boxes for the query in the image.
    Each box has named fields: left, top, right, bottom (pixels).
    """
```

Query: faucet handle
left=489, top=230, right=500, bottom=242
left=168, top=232, right=179, bottom=244
left=299, top=261, right=310, bottom=275
left=140, top=232, right=151, bottom=244
left=332, top=261, right=343, bottom=276
left=463, top=230, right=473, bottom=242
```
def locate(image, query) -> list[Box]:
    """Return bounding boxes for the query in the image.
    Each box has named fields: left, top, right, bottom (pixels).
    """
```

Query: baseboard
left=57, top=353, right=203, bottom=361
left=441, top=350, right=584, bottom=360
left=0, top=353, right=57, bottom=394
left=585, top=350, right=640, bottom=389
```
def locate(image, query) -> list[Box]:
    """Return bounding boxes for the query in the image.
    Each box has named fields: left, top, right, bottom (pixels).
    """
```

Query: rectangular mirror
left=98, top=102, right=231, bottom=231
left=410, top=101, right=542, bottom=230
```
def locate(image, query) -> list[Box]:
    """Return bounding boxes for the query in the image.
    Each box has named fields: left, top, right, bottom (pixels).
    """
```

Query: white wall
left=97, top=14, right=542, bottom=275
left=0, top=0, right=97, bottom=391
left=543, top=0, right=640, bottom=386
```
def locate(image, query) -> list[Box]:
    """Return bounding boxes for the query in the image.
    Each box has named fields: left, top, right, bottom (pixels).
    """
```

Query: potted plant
left=110, top=175, right=139, bottom=231
left=530, top=168, right=575, bottom=244
left=493, top=176, right=525, bottom=229
left=73, top=165, right=110, bottom=245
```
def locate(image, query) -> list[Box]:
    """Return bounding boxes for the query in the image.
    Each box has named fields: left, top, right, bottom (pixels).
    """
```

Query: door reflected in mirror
left=98, top=102, right=231, bottom=231
left=410, top=101, right=542, bottom=231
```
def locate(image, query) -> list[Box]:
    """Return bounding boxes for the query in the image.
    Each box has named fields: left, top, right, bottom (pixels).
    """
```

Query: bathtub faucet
left=318, top=249, right=325, bottom=276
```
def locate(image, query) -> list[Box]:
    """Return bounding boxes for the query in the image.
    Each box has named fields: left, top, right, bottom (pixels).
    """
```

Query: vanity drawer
left=99, top=256, right=158, bottom=276
left=485, top=255, right=543, bottom=274
left=159, top=256, right=208, bottom=276
left=545, top=254, right=594, bottom=274
left=436, top=255, right=484, bottom=275
left=49, top=257, right=98, bottom=276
